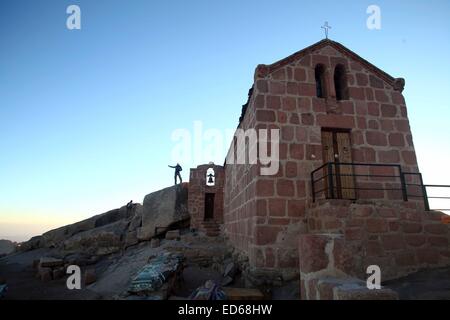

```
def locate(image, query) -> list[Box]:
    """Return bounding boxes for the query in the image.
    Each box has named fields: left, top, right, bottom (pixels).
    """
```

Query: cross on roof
left=321, top=21, right=332, bottom=39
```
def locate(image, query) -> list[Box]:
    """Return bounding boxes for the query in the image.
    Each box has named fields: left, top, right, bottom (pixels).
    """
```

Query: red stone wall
left=188, top=164, right=224, bottom=231
left=298, top=233, right=399, bottom=300
left=224, top=41, right=423, bottom=278
left=304, top=200, right=450, bottom=281
left=223, top=92, right=260, bottom=266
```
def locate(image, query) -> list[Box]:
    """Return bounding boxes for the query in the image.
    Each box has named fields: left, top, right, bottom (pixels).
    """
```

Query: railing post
left=328, top=162, right=335, bottom=199
left=418, top=173, right=430, bottom=211
left=398, top=166, right=408, bottom=202
left=311, top=171, right=316, bottom=203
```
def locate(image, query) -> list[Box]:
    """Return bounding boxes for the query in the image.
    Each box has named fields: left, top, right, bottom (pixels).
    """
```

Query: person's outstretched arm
left=168, top=165, right=175, bottom=168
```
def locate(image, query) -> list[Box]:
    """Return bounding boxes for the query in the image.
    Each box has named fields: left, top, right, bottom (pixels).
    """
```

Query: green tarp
left=128, top=252, right=183, bottom=294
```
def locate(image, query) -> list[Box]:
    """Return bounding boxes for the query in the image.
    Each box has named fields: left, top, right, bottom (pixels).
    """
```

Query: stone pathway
left=384, top=267, right=450, bottom=300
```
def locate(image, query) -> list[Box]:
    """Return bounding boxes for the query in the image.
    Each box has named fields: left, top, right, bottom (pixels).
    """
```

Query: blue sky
left=1, top=0, right=449, bottom=241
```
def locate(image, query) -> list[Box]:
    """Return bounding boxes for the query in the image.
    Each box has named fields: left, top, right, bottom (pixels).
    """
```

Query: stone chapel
left=188, top=39, right=450, bottom=294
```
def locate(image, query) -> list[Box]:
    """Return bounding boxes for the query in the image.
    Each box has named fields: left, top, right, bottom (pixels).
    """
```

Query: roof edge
left=254, top=39, right=404, bottom=91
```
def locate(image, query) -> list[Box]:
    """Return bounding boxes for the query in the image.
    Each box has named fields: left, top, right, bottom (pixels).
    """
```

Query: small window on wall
left=206, top=168, right=215, bottom=186
left=315, top=64, right=327, bottom=98
left=334, top=64, right=349, bottom=101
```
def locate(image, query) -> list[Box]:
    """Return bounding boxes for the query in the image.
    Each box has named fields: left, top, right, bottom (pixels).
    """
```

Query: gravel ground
left=384, top=267, right=450, bottom=300
left=0, top=248, right=100, bottom=300
left=3, top=237, right=448, bottom=300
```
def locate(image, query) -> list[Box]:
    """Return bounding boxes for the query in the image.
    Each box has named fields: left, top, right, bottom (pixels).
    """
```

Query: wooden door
left=204, top=193, right=215, bottom=220
left=336, top=132, right=355, bottom=199
left=321, top=130, right=355, bottom=199
left=321, top=131, right=336, bottom=198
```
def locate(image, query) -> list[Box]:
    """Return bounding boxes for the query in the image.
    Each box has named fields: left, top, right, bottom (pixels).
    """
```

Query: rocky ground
left=2, top=184, right=448, bottom=300
left=0, top=229, right=256, bottom=300
left=1, top=230, right=449, bottom=300
left=0, top=184, right=272, bottom=300
left=0, top=239, right=16, bottom=257
left=0, top=248, right=100, bottom=299
left=384, top=266, right=450, bottom=299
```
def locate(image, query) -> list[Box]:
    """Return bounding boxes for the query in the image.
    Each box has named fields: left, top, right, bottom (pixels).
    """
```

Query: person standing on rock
left=126, top=200, right=134, bottom=215
left=168, top=163, right=183, bottom=185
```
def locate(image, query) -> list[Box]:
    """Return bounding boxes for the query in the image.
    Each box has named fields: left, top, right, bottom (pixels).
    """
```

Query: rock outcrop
left=0, top=240, right=16, bottom=256
left=19, top=183, right=190, bottom=257
left=63, top=219, right=129, bottom=256
left=136, top=184, right=189, bottom=241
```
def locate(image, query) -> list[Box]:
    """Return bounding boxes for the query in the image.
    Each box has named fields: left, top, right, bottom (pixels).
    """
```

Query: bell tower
left=187, top=163, right=224, bottom=236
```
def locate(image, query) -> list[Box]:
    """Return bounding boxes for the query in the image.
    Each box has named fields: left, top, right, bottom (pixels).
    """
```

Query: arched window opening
left=315, top=64, right=327, bottom=98
left=206, top=168, right=215, bottom=186
left=334, top=64, right=349, bottom=101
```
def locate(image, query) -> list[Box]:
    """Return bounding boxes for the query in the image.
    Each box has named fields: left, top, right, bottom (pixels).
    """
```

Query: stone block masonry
left=188, top=164, right=224, bottom=235
left=305, top=200, right=450, bottom=281
left=297, top=200, right=450, bottom=299
left=222, top=38, right=450, bottom=287
left=298, top=234, right=399, bottom=300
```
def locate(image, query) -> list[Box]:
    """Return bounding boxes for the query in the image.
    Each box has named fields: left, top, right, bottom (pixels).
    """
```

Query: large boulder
left=18, top=184, right=189, bottom=256
left=21, top=204, right=141, bottom=252
left=63, top=220, right=129, bottom=256
left=124, top=230, right=139, bottom=248
left=0, top=239, right=16, bottom=256
left=41, top=225, right=76, bottom=249
left=18, top=236, right=42, bottom=252
left=40, top=206, right=137, bottom=249
left=137, top=184, right=189, bottom=241
left=129, top=205, right=143, bottom=231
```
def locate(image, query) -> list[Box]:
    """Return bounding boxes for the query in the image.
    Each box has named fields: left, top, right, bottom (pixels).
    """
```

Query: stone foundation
left=304, top=200, right=450, bottom=281
left=297, top=200, right=450, bottom=299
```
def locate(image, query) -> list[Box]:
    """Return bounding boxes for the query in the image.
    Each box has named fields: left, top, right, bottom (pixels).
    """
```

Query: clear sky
left=1, top=0, right=449, bottom=241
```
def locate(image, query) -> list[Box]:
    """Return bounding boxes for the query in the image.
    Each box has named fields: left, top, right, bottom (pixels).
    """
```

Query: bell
left=207, top=174, right=214, bottom=184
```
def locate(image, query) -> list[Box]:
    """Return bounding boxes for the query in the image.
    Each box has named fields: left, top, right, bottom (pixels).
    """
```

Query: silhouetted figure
left=126, top=200, right=133, bottom=209
left=126, top=200, right=134, bottom=214
left=168, top=163, right=183, bottom=185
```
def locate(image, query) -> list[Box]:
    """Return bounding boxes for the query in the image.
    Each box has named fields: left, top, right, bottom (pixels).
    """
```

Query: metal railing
left=403, top=173, right=450, bottom=212
left=310, top=162, right=450, bottom=212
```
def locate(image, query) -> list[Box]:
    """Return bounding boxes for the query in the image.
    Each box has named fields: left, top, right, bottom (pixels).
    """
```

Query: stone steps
left=200, top=220, right=221, bottom=237
left=223, top=287, right=265, bottom=300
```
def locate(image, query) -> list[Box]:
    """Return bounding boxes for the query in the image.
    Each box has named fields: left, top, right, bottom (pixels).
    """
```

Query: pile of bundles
left=128, top=252, right=184, bottom=299
left=0, top=283, right=7, bottom=299
left=189, top=280, right=227, bottom=300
